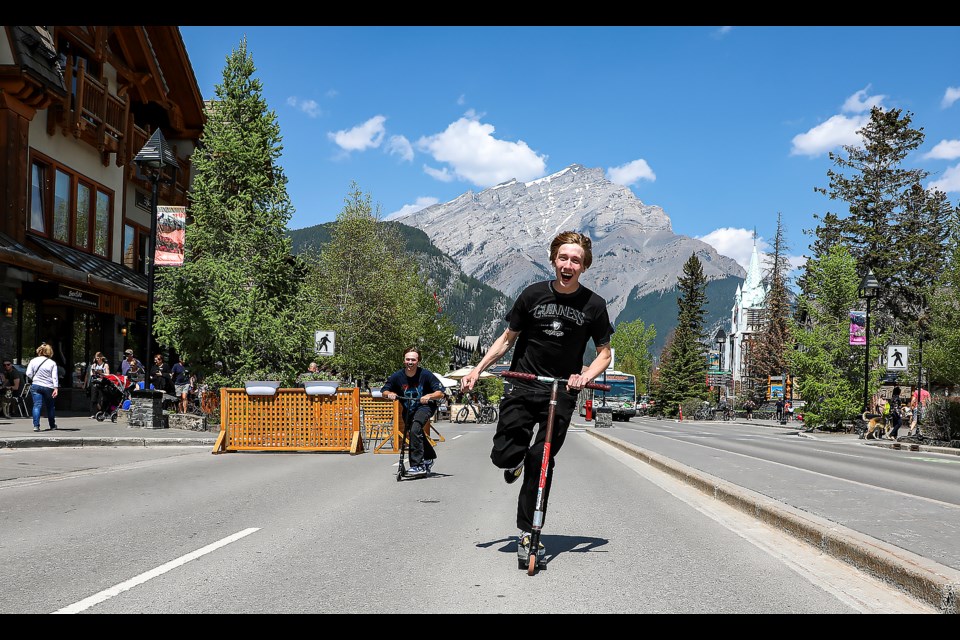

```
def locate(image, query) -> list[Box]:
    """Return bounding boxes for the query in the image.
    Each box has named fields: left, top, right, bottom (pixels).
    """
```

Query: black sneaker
left=503, top=463, right=523, bottom=484
left=49, top=426, right=57, bottom=431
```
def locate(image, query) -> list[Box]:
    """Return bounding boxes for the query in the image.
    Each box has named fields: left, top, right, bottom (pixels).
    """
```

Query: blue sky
left=179, top=26, right=960, bottom=273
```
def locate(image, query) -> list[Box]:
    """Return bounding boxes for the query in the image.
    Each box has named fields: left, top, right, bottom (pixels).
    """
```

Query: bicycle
left=693, top=403, right=714, bottom=421
left=455, top=397, right=498, bottom=424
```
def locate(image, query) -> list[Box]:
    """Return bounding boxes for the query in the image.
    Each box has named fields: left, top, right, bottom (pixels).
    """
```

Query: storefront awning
left=28, top=235, right=147, bottom=292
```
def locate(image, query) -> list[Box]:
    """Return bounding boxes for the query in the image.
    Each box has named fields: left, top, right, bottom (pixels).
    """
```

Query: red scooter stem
left=500, top=371, right=609, bottom=575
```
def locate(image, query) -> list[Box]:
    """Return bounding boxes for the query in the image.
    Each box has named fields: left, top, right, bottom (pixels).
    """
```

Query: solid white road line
left=53, top=527, right=260, bottom=614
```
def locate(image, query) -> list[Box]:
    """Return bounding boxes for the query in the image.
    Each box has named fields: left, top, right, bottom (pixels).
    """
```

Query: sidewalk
left=0, top=410, right=217, bottom=448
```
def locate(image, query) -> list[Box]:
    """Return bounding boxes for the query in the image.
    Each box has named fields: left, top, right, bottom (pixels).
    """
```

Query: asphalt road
left=0, top=422, right=937, bottom=614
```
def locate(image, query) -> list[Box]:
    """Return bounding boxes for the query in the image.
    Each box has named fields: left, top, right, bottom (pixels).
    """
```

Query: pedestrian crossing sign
left=887, top=345, right=908, bottom=371
left=315, top=330, right=335, bottom=356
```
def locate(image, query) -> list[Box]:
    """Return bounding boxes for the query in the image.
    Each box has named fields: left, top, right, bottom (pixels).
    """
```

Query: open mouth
left=559, top=271, right=574, bottom=284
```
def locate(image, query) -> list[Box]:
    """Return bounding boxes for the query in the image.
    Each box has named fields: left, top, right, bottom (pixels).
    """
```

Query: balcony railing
left=52, top=55, right=191, bottom=208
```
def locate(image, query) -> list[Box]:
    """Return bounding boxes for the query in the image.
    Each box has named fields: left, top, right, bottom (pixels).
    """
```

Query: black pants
left=90, top=384, right=104, bottom=414
left=404, top=404, right=436, bottom=466
left=889, top=411, right=902, bottom=438
left=490, top=385, right=576, bottom=532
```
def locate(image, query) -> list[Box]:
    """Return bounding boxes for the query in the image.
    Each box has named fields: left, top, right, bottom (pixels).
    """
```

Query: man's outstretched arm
left=461, top=328, right=519, bottom=392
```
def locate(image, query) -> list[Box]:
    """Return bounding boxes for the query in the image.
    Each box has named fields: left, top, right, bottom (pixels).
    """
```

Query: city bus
left=577, top=370, right=637, bottom=421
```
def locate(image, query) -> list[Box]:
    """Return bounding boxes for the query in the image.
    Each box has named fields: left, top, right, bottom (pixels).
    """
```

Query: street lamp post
left=715, top=328, right=726, bottom=405
left=858, top=269, right=880, bottom=413
left=133, top=129, right=178, bottom=370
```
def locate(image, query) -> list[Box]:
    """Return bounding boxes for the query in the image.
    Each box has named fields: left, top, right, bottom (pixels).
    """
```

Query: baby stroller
left=95, top=374, right=135, bottom=423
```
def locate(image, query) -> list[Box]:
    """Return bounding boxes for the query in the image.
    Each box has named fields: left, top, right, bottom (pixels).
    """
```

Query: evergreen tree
left=925, top=205, right=960, bottom=385
left=654, top=254, right=709, bottom=415
left=154, top=38, right=306, bottom=387
left=749, top=214, right=792, bottom=389
left=301, top=185, right=455, bottom=386
left=789, top=245, right=886, bottom=429
left=810, top=106, right=950, bottom=337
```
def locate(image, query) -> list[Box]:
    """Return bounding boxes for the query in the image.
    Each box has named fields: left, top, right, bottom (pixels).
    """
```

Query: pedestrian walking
left=25, top=343, right=59, bottom=432
left=889, top=386, right=903, bottom=439
left=460, top=230, right=614, bottom=566
left=86, top=352, right=109, bottom=418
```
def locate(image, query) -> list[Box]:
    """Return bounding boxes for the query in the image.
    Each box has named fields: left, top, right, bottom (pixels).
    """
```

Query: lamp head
left=858, top=268, right=879, bottom=299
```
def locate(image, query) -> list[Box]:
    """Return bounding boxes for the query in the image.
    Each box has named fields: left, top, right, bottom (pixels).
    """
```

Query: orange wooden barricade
left=363, top=396, right=446, bottom=454
left=211, top=388, right=446, bottom=455
left=213, top=387, right=361, bottom=453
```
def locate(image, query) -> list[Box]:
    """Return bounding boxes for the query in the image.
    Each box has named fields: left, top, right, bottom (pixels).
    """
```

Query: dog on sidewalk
left=861, top=411, right=892, bottom=440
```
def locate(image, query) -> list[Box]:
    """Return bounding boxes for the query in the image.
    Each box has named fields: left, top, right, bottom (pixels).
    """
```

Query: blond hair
left=549, top=231, right=593, bottom=270
left=36, top=343, right=53, bottom=358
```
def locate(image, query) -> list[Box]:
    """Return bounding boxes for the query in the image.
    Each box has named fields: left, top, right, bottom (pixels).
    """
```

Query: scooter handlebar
left=501, top=370, right=611, bottom=391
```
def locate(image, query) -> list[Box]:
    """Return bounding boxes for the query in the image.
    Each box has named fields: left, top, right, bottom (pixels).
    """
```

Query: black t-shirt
left=150, top=363, right=172, bottom=392
left=3, top=367, right=22, bottom=388
left=506, top=280, right=613, bottom=386
left=381, top=367, right=444, bottom=418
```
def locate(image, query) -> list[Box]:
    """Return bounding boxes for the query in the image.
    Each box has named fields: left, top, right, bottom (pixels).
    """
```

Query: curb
left=862, top=440, right=960, bottom=456
left=585, top=428, right=960, bottom=614
left=0, top=437, right=216, bottom=449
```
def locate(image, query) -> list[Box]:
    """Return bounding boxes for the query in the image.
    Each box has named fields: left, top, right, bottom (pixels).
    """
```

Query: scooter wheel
left=111, top=414, right=117, bottom=423
left=96, top=412, right=105, bottom=422
left=527, top=555, right=537, bottom=576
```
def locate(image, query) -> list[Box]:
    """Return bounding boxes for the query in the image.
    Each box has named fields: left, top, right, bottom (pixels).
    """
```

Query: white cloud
left=841, top=87, right=884, bottom=113
left=327, top=115, right=386, bottom=152
left=941, top=86, right=960, bottom=109
left=697, top=228, right=768, bottom=271
left=927, top=163, right=960, bottom=193
left=607, top=159, right=656, bottom=186
left=416, top=116, right=547, bottom=187
left=457, top=94, right=467, bottom=106
left=386, top=135, right=414, bottom=162
left=325, top=89, right=339, bottom=99
left=791, top=89, right=885, bottom=157
left=922, top=139, right=960, bottom=161
left=715, top=26, right=733, bottom=37
left=698, top=227, right=806, bottom=279
left=787, top=254, right=808, bottom=274
left=790, top=112, right=871, bottom=157
left=384, top=196, right=440, bottom=221
left=423, top=165, right=455, bottom=182
left=286, top=96, right=321, bottom=118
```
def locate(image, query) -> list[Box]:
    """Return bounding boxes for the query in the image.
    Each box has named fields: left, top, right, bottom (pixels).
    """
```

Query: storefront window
left=72, top=311, right=87, bottom=378
left=19, top=300, right=37, bottom=364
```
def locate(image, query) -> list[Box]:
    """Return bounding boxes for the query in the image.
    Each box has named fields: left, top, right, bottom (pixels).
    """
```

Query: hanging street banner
left=887, top=345, right=909, bottom=371
left=849, top=310, right=866, bottom=346
left=155, top=206, right=186, bottom=266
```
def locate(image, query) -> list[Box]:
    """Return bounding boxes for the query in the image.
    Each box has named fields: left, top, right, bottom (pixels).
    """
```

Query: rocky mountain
left=389, top=164, right=745, bottom=324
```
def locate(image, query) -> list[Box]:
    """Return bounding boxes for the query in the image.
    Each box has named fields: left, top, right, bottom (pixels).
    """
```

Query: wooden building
left=0, top=26, right=204, bottom=406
